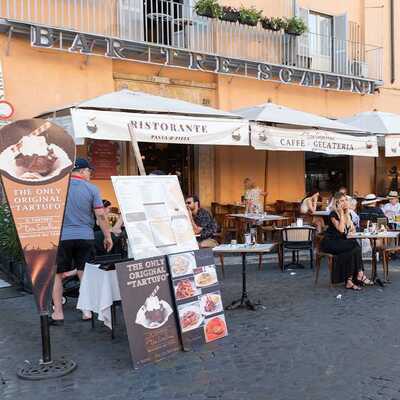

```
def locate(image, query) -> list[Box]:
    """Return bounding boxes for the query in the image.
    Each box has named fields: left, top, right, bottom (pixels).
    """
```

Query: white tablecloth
left=77, top=263, right=121, bottom=329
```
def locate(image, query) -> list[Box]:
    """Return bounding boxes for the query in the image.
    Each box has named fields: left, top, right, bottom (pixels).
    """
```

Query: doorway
left=305, top=152, right=350, bottom=195
left=139, top=142, right=194, bottom=196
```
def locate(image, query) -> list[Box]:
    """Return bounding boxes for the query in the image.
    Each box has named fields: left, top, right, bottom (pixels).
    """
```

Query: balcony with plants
left=0, top=0, right=384, bottom=82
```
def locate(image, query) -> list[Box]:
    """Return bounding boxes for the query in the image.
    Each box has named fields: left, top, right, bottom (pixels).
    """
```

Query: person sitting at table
left=94, top=199, right=125, bottom=256
left=243, top=178, right=267, bottom=213
left=300, top=190, right=325, bottom=232
left=186, top=195, right=218, bottom=248
left=320, top=192, right=373, bottom=289
left=360, top=194, right=385, bottom=224
left=349, top=198, right=360, bottom=229
left=382, top=191, right=400, bottom=220
left=326, top=186, right=352, bottom=211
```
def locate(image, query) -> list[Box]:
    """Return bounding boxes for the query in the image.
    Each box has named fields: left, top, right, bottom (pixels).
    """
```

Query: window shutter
left=333, top=13, right=348, bottom=75
left=118, top=0, right=144, bottom=42
left=297, top=8, right=310, bottom=57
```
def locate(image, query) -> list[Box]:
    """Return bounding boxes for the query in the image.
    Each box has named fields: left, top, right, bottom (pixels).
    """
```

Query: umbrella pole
left=128, top=123, right=146, bottom=176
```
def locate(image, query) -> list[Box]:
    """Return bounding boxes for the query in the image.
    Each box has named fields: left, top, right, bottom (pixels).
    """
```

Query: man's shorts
left=56, top=239, right=95, bottom=273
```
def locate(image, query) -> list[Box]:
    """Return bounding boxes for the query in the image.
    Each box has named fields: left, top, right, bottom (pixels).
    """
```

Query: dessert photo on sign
left=194, top=266, right=218, bottom=288
left=168, top=252, right=196, bottom=278
left=0, top=120, right=74, bottom=183
left=204, top=314, right=228, bottom=343
left=174, top=277, right=200, bottom=300
left=178, top=301, right=204, bottom=333
left=135, top=285, right=174, bottom=330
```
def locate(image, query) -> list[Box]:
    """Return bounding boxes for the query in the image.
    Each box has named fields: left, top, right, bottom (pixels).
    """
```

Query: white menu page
left=112, top=175, right=199, bottom=260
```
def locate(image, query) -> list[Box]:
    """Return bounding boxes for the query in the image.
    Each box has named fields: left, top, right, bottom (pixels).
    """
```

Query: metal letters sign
left=24, top=24, right=379, bottom=95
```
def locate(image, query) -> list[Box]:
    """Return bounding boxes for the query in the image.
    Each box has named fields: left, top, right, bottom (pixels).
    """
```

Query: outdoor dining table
left=213, top=243, right=277, bottom=311
left=347, top=231, right=400, bottom=281
left=312, top=210, right=330, bottom=217
left=229, top=213, right=288, bottom=223
left=77, top=263, right=121, bottom=339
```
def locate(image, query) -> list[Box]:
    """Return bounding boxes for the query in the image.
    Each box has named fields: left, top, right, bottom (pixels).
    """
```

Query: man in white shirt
left=382, top=191, right=400, bottom=219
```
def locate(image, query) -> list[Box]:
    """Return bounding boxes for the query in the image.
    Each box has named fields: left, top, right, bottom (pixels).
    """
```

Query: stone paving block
left=2, top=261, right=400, bottom=399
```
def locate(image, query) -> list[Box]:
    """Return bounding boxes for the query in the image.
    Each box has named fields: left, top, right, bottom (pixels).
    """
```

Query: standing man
left=51, top=159, right=113, bottom=325
left=186, top=195, right=218, bottom=248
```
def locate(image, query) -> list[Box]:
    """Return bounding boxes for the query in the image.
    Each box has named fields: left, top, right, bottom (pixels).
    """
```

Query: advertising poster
left=168, top=249, right=228, bottom=350
left=112, top=175, right=198, bottom=260
left=88, top=139, right=120, bottom=179
left=0, top=119, right=75, bottom=314
left=115, top=256, right=181, bottom=368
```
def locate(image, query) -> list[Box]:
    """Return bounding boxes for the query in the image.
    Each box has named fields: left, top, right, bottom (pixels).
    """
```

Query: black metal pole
left=241, top=253, right=247, bottom=302
left=40, top=315, right=52, bottom=364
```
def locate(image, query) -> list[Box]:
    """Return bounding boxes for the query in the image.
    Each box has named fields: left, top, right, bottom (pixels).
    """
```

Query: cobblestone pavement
left=2, top=257, right=400, bottom=400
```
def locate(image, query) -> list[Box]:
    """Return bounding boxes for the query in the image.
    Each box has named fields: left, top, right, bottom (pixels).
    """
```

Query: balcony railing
left=1, top=0, right=383, bottom=82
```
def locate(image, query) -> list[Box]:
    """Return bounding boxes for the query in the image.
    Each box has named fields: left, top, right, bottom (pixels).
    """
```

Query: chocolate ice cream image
left=0, top=121, right=73, bottom=182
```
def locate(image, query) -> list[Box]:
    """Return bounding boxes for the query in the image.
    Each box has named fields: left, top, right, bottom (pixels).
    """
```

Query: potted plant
left=284, top=16, right=307, bottom=35
left=238, top=6, right=262, bottom=27
left=220, top=6, right=240, bottom=23
left=260, top=16, right=286, bottom=31
left=0, top=203, right=30, bottom=292
left=194, top=0, right=222, bottom=19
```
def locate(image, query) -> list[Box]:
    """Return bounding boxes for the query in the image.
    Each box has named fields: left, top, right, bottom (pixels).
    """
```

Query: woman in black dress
left=321, top=192, right=373, bottom=290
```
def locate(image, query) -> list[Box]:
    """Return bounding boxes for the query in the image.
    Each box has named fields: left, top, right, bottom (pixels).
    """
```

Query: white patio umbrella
left=235, top=102, right=365, bottom=133
left=233, top=102, right=377, bottom=157
left=338, top=110, right=400, bottom=157
left=338, top=110, right=400, bottom=134
left=37, top=89, right=249, bottom=146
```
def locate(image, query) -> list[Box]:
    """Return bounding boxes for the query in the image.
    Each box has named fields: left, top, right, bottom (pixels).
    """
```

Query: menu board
left=168, top=249, right=228, bottom=350
left=115, top=256, right=181, bottom=368
left=88, top=140, right=119, bottom=179
left=112, top=175, right=198, bottom=260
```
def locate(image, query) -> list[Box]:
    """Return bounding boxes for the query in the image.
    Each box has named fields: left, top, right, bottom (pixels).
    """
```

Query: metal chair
left=280, top=226, right=315, bottom=270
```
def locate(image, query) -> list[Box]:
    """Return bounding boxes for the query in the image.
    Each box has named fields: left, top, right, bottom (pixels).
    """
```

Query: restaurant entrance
left=139, top=142, right=194, bottom=196
left=305, top=152, right=350, bottom=194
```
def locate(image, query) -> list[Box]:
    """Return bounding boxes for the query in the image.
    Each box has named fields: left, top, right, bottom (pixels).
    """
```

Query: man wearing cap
left=382, top=191, right=400, bottom=220
left=51, top=158, right=113, bottom=325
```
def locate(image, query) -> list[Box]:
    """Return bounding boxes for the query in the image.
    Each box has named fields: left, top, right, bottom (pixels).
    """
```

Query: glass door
left=308, top=12, right=333, bottom=72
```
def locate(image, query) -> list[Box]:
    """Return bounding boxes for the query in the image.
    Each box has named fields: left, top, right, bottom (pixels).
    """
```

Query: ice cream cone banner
left=0, top=119, right=75, bottom=314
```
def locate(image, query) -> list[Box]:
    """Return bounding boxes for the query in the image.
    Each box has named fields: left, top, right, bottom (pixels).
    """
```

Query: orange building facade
left=0, top=0, right=399, bottom=207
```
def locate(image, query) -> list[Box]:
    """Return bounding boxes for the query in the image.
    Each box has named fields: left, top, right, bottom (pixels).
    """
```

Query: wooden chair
left=314, top=235, right=335, bottom=287
left=257, top=242, right=282, bottom=272
left=382, top=235, right=400, bottom=282
left=221, top=215, right=240, bottom=243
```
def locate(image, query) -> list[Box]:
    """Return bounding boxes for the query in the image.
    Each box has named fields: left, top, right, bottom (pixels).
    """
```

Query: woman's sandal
left=346, top=281, right=362, bottom=291
left=358, top=275, right=374, bottom=286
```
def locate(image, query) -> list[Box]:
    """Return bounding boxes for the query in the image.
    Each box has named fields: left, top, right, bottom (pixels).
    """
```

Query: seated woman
left=243, top=177, right=267, bottom=213
left=300, top=190, right=324, bottom=232
left=349, top=198, right=360, bottom=229
left=320, top=192, right=373, bottom=290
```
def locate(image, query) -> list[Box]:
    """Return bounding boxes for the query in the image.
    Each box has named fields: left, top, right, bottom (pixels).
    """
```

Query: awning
left=71, top=108, right=249, bottom=146
left=384, top=135, right=400, bottom=157
left=251, top=125, right=378, bottom=157
left=338, top=110, right=400, bottom=157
